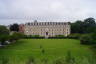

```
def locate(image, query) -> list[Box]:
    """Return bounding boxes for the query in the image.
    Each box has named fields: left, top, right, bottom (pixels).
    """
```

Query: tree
left=71, top=20, right=84, bottom=33
left=83, top=17, right=96, bottom=33
left=71, top=17, right=96, bottom=34
left=0, top=25, right=9, bottom=44
left=0, top=35, right=10, bottom=45
left=0, top=25, right=9, bottom=35
left=10, top=23, right=19, bottom=32
left=84, top=17, right=95, bottom=26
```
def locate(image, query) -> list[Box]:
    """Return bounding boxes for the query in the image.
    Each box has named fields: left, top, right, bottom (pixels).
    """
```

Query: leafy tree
left=71, top=17, right=96, bottom=34
left=83, top=17, right=96, bottom=33
left=0, top=25, right=9, bottom=35
left=0, top=35, right=9, bottom=42
left=10, top=23, right=19, bottom=32
left=71, top=20, right=84, bottom=33
left=0, top=25, right=9, bottom=44
left=84, top=17, right=95, bottom=26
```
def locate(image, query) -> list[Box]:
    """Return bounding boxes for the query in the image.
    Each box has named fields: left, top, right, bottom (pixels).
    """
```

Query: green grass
left=0, top=39, right=95, bottom=64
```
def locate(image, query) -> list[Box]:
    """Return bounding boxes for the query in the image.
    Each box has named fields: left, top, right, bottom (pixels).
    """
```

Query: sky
left=0, top=0, right=96, bottom=25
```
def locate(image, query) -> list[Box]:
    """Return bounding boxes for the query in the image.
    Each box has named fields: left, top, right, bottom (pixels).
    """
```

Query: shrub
left=0, top=25, right=9, bottom=35
left=48, top=35, right=66, bottom=39
left=0, top=35, right=10, bottom=45
left=55, top=35, right=65, bottom=37
left=24, top=35, right=44, bottom=39
left=80, top=34, right=94, bottom=45
left=68, top=33, right=82, bottom=39
left=10, top=32, right=24, bottom=40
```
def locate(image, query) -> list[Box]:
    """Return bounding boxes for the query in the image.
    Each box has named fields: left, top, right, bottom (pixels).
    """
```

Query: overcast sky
left=0, top=0, right=96, bottom=25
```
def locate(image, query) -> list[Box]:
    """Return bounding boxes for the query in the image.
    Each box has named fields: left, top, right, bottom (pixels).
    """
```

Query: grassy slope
left=0, top=39, right=94, bottom=64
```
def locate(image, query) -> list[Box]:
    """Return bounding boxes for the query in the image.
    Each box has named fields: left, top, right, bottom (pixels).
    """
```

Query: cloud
left=0, top=0, right=96, bottom=25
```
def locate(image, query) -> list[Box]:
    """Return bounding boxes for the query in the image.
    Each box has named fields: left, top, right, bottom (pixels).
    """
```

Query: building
left=19, top=24, right=24, bottom=33
left=24, top=20, right=71, bottom=37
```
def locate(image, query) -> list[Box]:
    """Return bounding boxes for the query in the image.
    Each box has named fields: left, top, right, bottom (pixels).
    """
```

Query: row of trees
left=71, top=17, right=96, bottom=45
left=71, top=17, right=96, bottom=34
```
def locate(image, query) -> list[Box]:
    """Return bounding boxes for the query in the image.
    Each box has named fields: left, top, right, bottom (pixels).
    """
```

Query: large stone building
left=24, top=20, right=71, bottom=37
left=19, top=24, right=24, bottom=33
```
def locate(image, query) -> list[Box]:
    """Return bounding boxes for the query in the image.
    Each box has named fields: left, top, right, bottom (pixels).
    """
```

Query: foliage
left=10, top=23, right=19, bottom=32
left=0, top=35, right=10, bottom=45
left=10, top=32, right=24, bottom=40
left=68, top=33, right=82, bottom=39
left=71, top=20, right=84, bottom=33
left=91, top=31, right=96, bottom=40
left=24, top=35, right=45, bottom=39
left=83, top=18, right=96, bottom=33
left=71, top=17, right=96, bottom=34
left=55, top=35, right=65, bottom=37
left=31, top=35, right=40, bottom=37
left=80, top=34, right=94, bottom=45
left=0, top=25, right=9, bottom=35
left=0, top=25, right=10, bottom=45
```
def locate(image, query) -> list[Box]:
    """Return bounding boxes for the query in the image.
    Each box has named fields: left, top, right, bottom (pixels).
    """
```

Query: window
left=31, top=23, right=33, bottom=25
left=37, top=23, right=38, bottom=25
left=56, top=22, right=58, bottom=25
left=58, top=23, right=60, bottom=25
left=27, top=23, right=30, bottom=25
left=48, top=22, right=50, bottom=25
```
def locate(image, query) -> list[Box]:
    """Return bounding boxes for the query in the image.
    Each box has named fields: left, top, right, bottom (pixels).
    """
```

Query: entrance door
left=46, top=32, right=48, bottom=35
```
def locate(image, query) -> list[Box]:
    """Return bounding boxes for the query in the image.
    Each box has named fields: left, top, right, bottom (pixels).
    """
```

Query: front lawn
left=0, top=39, right=95, bottom=64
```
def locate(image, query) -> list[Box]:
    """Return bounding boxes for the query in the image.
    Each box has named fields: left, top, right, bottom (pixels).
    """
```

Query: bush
left=24, top=35, right=44, bottom=39
left=48, top=35, right=66, bottom=39
left=68, top=33, right=82, bottom=39
left=0, top=35, right=10, bottom=45
left=10, top=32, right=24, bottom=40
left=55, top=35, right=65, bottom=37
left=80, top=34, right=94, bottom=45
left=0, top=25, right=9, bottom=35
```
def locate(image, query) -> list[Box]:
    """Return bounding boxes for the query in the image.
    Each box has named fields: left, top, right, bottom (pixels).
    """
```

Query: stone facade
left=24, top=21, right=71, bottom=37
left=19, top=24, right=24, bottom=33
